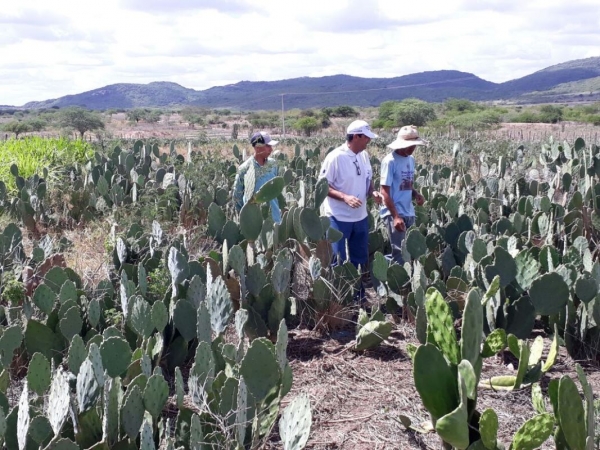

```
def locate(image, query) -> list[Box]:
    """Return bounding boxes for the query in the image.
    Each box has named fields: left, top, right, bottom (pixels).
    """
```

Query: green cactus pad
left=240, top=338, right=281, bottom=403
left=315, top=177, right=329, bottom=210
left=130, top=296, right=154, bottom=338
left=186, top=275, right=206, bottom=308
left=434, top=372, right=469, bottom=450
left=461, top=289, right=483, bottom=369
left=514, top=250, right=541, bottom=292
left=44, top=267, right=69, bottom=294
left=529, top=272, right=569, bottom=316
left=511, top=413, right=554, bottom=450
left=279, top=393, right=312, bottom=450
left=173, top=299, right=198, bottom=342
left=479, top=408, right=498, bottom=449
left=371, top=252, right=388, bottom=282
left=531, top=383, right=546, bottom=415
left=175, top=367, right=184, bottom=408
left=300, top=208, right=324, bottom=241
left=207, top=202, right=226, bottom=238
left=76, top=358, right=101, bottom=413
left=99, top=337, right=132, bottom=378
left=406, top=229, right=427, bottom=260
left=189, top=341, right=215, bottom=404
left=24, top=320, right=64, bottom=363
left=168, top=247, right=190, bottom=287
left=32, top=284, right=55, bottom=315
left=247, top=264, right=267, bottom=297
left=208, top=276, right=232, bottom=336
left=151, top=301, right=168, bottom=333
left=254, top=176, right=284, bottom=203
left=386, top=264, right=410, bottom=294
left=240, top=203, right=263, bottom=241
left=413, top=344, right=459, bottom=421
left=575, top=274, right=597, bottom=303
left=481, top=328, right=506, bottom=357
left=425, top=288, right=460, bottom=365
left=558, top=375, right=587, bottom=450
left=103, top=377, right=120, bottom=446
left=87, top=298, right=101, bottom=328
left=355, top=321, right=393, bottom=351
left=0, top=325, right=23, bottom=368
left=27, top=352, right=51, bottom=395
left=122, top=385, right=145, bottom=439
left=143, top=374, right=169, bottom=420
left=17, top=382, right=29, bottom=450
left=59, top=280, right=78, bottom=304
left=484, top=247, right=517, bottom=288
left=28, top=415, right=52, bottom=444
left=189, top=414, right=204, bottom=450
left=48, top=367, right=70, bottom=435
left=140, top=420, right=155, bottom=450
left=59, top=306, right=83, bottom=341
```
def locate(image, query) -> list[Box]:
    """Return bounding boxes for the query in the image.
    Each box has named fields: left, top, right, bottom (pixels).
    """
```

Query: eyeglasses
left=353, top=158, right=361, bottom=175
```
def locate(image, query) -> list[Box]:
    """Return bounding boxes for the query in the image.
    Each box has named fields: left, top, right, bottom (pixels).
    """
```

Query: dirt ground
left=265, top=308, right=600, bottom=450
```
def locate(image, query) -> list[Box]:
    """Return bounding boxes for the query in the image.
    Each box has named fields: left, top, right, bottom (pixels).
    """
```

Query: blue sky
left=0, top=0, right=598, bottom=106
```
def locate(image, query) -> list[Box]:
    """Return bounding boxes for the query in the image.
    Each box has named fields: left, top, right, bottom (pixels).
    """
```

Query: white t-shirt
left=318, top=144, right=372, bottom=222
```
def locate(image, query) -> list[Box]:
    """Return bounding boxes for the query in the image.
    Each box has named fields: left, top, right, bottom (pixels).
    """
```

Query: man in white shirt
left=379, top=125, right=427, bottom=264
left=318, top=120, right=382, bottom=299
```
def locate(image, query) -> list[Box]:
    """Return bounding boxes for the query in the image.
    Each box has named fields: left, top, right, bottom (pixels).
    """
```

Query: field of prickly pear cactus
left=0, top=134, right=599, bottom=449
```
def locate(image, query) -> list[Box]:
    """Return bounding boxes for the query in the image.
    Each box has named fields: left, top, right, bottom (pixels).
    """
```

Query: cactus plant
left=529, top=272, right=569, bottom=316
left=122, top=384, right=145, bottom=439
left=27, top=352, right=51, bottom=395
left=143, top=373, right=169, bottom=420
left=279, top=393, right=312, bottom=450
left=100, top=336, right=132, bottom=378
left=425, top=288, right=460, bottom=365
left=207, top=276, right=232, bottom=336
left=130, top=295, right=154, bottom=338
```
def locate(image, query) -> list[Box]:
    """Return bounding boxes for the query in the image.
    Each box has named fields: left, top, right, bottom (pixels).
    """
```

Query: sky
left=0, top=0, right=599, bottom=106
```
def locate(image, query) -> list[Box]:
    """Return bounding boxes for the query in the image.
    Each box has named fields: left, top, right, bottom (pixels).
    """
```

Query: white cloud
left=0, top=0, right=598, bottom=106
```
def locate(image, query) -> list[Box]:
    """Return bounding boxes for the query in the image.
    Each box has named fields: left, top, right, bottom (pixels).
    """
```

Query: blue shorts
left=329, top=216, right=369, bottom=269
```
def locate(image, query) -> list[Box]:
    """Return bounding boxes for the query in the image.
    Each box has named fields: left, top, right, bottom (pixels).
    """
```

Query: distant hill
left=17, top=56, right=600, bottom=111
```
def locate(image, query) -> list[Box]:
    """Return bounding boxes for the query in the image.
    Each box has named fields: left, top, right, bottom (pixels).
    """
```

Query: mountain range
left=13, top=56, right=600, bottom=111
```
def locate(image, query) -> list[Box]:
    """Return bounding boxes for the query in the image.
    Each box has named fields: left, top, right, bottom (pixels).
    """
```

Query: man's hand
left=415, top=193, right=425, bottom=206
left=393, top=216, right=406, bottom=232
left=372, top=191, right=383, bottom=205
left=343, top=194, right=362, bottom=209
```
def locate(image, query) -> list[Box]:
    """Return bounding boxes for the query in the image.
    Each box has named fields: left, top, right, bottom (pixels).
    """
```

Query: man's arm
left=411, top=187, right=425, bottom=206
left=328, top=186, right=362, bottom=208
left=381, top=185, right=406, bottom=232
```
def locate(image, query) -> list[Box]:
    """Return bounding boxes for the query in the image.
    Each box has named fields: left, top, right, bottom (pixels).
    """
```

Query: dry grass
left=261, top=310, right=600, bottom=450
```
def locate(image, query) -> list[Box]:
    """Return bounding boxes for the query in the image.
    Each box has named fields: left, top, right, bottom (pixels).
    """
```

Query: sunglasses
left=353, top=158, right=361, bottom=175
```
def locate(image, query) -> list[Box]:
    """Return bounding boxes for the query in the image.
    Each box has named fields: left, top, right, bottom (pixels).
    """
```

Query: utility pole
left=281, top=94, right=285, bottom=138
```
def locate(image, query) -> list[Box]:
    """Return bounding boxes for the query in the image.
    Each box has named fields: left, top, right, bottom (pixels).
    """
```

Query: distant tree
left=57, top=107, right=105, bottom=139
left=376, top=99, right=436, bottom=128
left=25, top=118, right=47, bottom=132
left=443, top=98, right=478, bottom=114
left=293, top=117, right=320, bottom=136
left=332, top=105, right=358, bottom=117
left=145, top=110, right=162, bottom=123
left=2, top=120, right=32, bottom=138
left=127, top=108, right=146, bottom=123
left=538, top=105, right=563, bottom=124
left=392, top=99, right=437, bottom=127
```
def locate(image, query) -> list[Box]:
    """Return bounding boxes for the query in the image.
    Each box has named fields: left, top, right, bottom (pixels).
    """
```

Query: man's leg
left=384, top=215, right=414, bottom=264
left=349, top=217, right=369, bottom=304
left=329, top=216, right=353, bottom=266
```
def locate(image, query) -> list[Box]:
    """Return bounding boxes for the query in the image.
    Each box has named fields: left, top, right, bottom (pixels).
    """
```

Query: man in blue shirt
left=379, top=125, right=427, bottom=264
left=232, top=131, right=281, bottom=223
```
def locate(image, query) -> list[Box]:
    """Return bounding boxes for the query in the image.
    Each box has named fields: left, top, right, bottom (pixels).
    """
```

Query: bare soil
left=265, top=311, right=600, bottom=450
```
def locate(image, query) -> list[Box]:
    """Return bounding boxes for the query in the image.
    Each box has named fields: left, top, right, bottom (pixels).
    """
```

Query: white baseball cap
left=346, top=120, right=378, bottom=139
left=250, top=131, right=279, bottom=147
